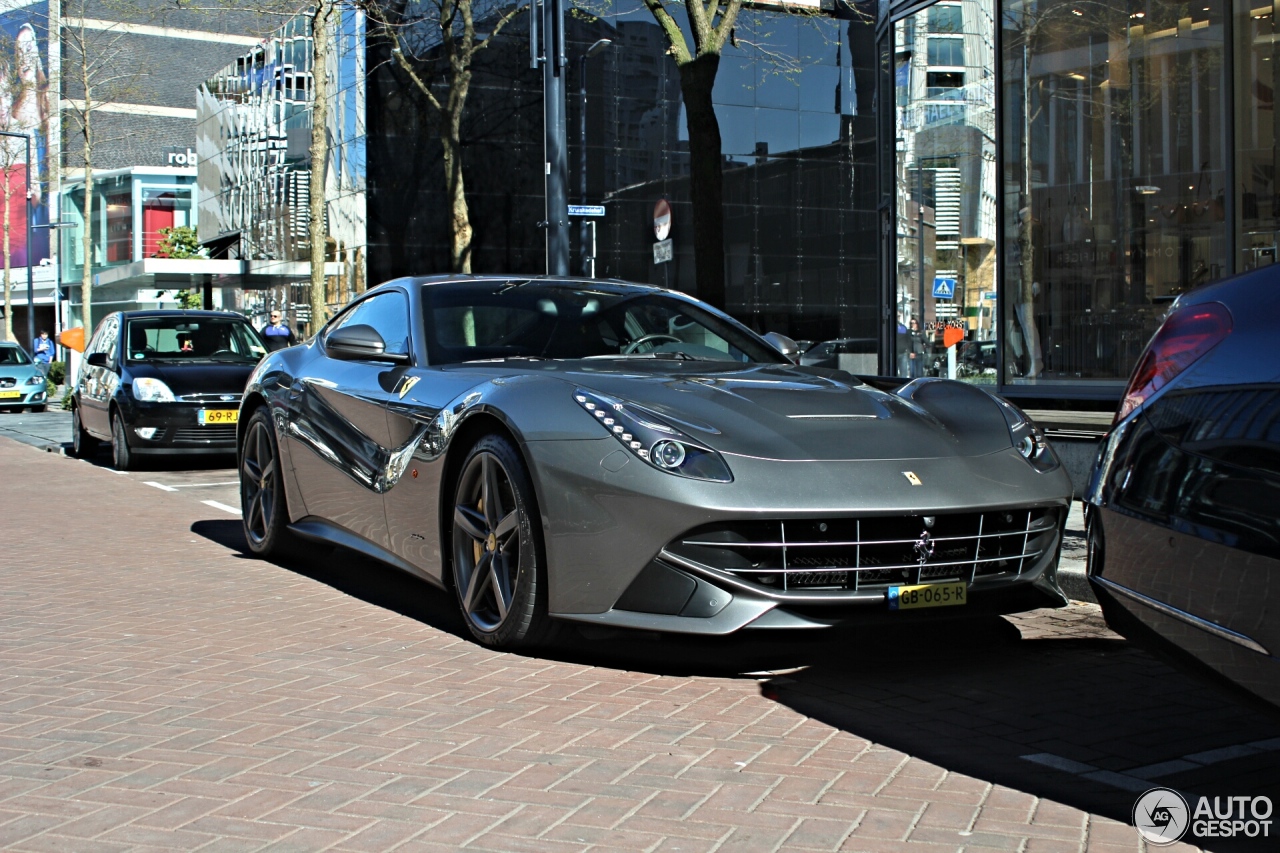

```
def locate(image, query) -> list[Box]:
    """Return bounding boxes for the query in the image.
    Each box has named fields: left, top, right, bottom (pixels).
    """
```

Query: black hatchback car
left=70, top=310, right=268, bottom=469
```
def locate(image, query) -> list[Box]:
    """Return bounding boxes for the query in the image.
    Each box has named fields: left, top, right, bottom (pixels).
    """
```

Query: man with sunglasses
left=260, top=310, right=296, bottom=353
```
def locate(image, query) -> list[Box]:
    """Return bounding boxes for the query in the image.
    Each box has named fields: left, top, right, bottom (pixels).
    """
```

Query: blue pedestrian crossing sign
left=932, top=277, right=957, bottom=300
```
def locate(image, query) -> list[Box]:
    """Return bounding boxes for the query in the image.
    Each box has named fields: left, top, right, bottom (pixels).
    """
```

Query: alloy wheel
left=452, top=451, right=522, bottom=633
left=241, top=418, right=277, bottom=547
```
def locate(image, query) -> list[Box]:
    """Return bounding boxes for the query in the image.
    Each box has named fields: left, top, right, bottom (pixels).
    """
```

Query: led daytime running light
left=573, top=389, right=732, bottom=482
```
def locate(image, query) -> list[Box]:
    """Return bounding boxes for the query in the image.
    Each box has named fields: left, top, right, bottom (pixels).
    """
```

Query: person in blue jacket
left=31, top=329, right=54, bottom=373
left=260, top=311, right=296, bottom=352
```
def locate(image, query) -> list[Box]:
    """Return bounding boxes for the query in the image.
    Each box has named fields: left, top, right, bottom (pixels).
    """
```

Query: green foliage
left=46, top=360, right=66, bottom=386
left=154, top=226, right=208, bottom=260
left=173, top=289, right=204, bottom=309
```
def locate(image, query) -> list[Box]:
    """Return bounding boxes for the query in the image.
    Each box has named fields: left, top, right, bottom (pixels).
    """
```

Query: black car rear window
left=421, top=282, right=786, bottom=366
left=125, top=317, right=267, bottom=363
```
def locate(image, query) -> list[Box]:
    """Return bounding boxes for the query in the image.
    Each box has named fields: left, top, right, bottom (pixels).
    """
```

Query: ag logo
left=1133, top=788, right=1189, bottom=845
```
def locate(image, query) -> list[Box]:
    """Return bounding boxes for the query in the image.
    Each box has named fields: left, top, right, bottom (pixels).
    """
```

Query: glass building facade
left=60, top=168, right=200, bottom=322
left=197, top=10, right=367, bottom=324
left=200, top=2, right=883, bottom=361
left=198, top=0, right=1269, bottom=402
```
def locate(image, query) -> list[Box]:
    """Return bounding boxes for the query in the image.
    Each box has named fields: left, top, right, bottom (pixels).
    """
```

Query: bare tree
left=0, top=28, right=43, bottom=343
left=308, top=0, right=336, bottom=330
left=368, top=0, right=524, bottom=274
left=635, top=0, right=743, bottom=307
left=59, top=0, right=164, bottom=335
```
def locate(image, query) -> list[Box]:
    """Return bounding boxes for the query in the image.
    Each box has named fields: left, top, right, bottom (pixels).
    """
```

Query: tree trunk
left=2, top=181, right=11, bottom=343
left=308, top=1, right=334, bottom=336
left=678, top=54, right=725, bottom=309
left=80, top=134, right=94, bottom=336
left=442, top=109, right=472, bottom=273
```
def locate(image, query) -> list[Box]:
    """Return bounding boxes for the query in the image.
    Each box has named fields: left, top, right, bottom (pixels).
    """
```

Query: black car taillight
left=1116, top=302, right=1232, bottom=424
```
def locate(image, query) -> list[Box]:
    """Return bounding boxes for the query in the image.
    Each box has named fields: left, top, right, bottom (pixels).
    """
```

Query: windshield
left=125, top=317, right=267, bottom=364
left=422, top=283, right=787, bottom=366
left=0, top=345, right=32, bottom=366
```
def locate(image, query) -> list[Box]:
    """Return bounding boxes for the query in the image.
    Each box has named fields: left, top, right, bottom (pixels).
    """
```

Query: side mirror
left=325, top=323, right=409, bottom=364
left=86, top=352, right=108, bottom=368
left=762, top=331, right=801, bottom=363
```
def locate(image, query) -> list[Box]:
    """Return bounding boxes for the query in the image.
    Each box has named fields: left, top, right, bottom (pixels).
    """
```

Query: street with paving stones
left=2, top=415, right=1278, bottom=852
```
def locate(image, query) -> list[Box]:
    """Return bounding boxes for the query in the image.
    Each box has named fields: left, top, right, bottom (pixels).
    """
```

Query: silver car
left=238, top=276, right=1074, bottom=650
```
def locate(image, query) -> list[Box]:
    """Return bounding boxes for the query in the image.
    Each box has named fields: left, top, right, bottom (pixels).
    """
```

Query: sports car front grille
left=663, top=508, right=1060, bottom=593
left=0, top=377, right=14, bottom=388
left=172, top=426, right=237, bottom=443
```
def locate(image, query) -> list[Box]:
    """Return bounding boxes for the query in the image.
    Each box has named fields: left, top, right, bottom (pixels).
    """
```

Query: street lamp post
left=0, top=130, right=34, bottom=353
left=536, top=0, right=570, bottom=276
left=577, top=38, right=611, bottom=278
left=917, top=156, right=925, bottom=336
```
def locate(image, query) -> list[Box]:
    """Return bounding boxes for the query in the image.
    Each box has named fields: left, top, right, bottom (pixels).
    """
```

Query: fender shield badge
left=398, top=375, right=421, bottom=399
left=902, top=471, right=922, bottom=486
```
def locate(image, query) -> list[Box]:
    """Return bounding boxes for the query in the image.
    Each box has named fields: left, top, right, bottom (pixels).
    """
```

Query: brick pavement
left=0, top=437, right=1252, bottom=852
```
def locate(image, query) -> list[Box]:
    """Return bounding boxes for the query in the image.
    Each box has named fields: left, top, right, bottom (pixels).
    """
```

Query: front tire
left=70, top=406, right=98, bottom=458
left=110, top=412, right=133, bottom=471
left=240, top=407, right=293, bottom=557
left=451, top=433, right=554, bottom=649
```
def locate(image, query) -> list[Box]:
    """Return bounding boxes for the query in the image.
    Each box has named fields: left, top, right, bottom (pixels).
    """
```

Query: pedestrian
left=907, top=317, right=925, bottom=378
left=260, top=310, right=296, bottom=353
left=896, top=316, right=911, bottom=377
left=30, top=328, right=54, bottom=374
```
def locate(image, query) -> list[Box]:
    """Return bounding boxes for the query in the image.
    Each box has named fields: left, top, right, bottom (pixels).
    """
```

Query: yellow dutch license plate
left=887, top=582, right=967, bottom=611
left=197, top=409, right=239, bottom=425
left=0, top=390, right=20, bottom=399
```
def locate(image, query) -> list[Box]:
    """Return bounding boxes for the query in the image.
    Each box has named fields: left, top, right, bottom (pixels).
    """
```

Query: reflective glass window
left=927, top=37, right=965, bottom=66
left=1001, top=0, right=1227, bottom=388
left=331, top=290, right=411, bottom=357
left=894, top=0, right=997, bottom=381
left=930, top=5, right=964, bottom=33
left=1237, top=0, right=1280, bottom=270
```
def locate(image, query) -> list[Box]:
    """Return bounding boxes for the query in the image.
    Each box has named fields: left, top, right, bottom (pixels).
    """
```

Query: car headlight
left=995, top=397, right=1058, bottom=472
left=131, top=377, right=176, bottom=403
left=25, top=374, right=44, bottom=386
left=574, top=388, right=732, bottom=482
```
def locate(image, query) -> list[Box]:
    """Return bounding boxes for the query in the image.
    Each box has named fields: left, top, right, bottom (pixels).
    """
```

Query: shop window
left=1001, top=0, right=1227, bottom=388
left=927, top=71, right=964, bottom=98
left=142, top=188, right=193, bottom=257
left=927, top=37, right=964, bottom=67
left=105, top=192, right=131, bottom=263
left=929, top=5, right=963, bottom=33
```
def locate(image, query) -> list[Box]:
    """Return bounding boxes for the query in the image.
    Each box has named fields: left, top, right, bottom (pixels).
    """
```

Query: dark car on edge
left=70, top=310, right=268, bottom=469
left=1085, top=267, right=1280, bottom=707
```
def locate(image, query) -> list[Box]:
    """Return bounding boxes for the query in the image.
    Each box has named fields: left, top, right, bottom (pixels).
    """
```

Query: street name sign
left=653, top=238, right=673, bottom=264
left=568, top=205, right=606, bottom=217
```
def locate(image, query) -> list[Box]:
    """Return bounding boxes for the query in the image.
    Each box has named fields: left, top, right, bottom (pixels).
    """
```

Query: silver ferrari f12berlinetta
left=237, top=276, right=1073, bottom=650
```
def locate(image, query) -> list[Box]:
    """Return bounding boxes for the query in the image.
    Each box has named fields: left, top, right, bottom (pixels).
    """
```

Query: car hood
left=126, top=360, right=258, bottom=397
left=0, top=362, right=43, bottom=382
left=559, top=363, right=1014, bottom=461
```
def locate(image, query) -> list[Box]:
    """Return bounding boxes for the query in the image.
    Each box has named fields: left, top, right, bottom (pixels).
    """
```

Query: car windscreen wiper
left=586, top=351, right=725, bottom=362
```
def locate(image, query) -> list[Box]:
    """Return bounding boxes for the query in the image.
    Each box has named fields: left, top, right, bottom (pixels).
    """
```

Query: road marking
left=202, top=500, right=241, bottom=516
left=143, top=481, right=179, bottom=492
left=1022, top=738, right=1280, bottom=791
